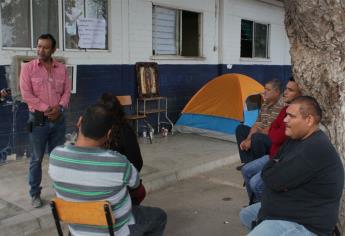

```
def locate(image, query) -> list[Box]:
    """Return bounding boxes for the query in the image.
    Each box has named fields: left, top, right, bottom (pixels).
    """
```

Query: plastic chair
left=50, top=197, right=115, bottom=236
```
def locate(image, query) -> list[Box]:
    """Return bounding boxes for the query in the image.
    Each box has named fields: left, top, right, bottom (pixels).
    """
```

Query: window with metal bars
left=240, top=19, right=270, bottom=59
left=152, top=5, right=201, bottom=57
left=0, top=0, right=108, bottom=50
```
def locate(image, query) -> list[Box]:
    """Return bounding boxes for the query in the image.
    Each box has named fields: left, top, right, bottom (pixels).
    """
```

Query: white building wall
left=130, top=0, right=219, bottom=64
left=222, top=0, right=290, bottom=65
left=128, top=0, right=153, bottom=63
left=0, top=0, right=290, bottom=66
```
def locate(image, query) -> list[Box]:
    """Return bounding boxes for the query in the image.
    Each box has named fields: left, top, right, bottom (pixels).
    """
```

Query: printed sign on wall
left=77, top=18, right=106, bottom=49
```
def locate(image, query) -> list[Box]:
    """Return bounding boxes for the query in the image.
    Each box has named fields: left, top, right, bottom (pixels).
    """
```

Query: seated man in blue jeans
left=235, top=79, right=284, bottom=170
left=241, top=78, right=301, bottom=203
left=49, top=104, right=167, bottom=236
left=240, top=96, right=344, bottom=236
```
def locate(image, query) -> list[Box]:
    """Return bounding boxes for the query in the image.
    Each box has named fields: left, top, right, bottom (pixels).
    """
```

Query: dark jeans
left=129, top=205, right=167, bottom=236
left=28, top=113, right=66, bottom=197
left=235, top=124, right=271, bottom=164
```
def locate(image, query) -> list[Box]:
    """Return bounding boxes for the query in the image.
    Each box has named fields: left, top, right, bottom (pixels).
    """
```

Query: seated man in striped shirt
left=49, top=104, right=167, bottom=236
left=235, top=79, right=284, bottom=170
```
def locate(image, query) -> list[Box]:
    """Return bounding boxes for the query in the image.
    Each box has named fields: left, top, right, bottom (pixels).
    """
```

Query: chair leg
left=144, top=120, right=153, bottom=144
left=148, top=127, right=152, bottom=144
left=104, top=205, right=115, bottom=236
left=135, top=120, right=139, bottom=136
left=50, top=201, right=64, bottom=236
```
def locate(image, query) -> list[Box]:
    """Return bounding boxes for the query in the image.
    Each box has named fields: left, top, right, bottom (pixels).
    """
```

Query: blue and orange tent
left=173, top=73, right=264, bottom=141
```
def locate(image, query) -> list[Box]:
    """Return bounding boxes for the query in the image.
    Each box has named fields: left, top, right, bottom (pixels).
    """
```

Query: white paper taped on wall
left=77, top=18, right=106, bottom=49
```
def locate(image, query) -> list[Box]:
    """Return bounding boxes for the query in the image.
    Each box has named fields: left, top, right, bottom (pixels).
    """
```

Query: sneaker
left=31, top=195, right=43, bottom=208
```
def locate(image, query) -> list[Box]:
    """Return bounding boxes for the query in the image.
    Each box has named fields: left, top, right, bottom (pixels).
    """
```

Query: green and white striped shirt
left=49, top=145, right=140, bottom=236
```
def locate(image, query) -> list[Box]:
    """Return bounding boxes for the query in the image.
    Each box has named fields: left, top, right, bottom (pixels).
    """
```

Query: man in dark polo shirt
left=240, top=96, right=344, bottom=236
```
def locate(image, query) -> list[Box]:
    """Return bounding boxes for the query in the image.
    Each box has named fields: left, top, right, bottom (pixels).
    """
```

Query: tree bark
left=283, top=0, right=345, bottom=233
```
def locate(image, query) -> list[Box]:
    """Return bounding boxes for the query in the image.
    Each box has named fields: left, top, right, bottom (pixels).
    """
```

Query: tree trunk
left=283, top=0, right=345, bottom=233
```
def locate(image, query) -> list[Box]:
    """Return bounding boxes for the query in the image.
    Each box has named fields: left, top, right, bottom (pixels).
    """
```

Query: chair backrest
left=51, top=197, right=115, bottom=226
left=116, top=95, right=132, bottom=106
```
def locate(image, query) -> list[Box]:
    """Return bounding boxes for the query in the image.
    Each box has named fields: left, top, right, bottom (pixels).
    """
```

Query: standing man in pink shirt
left=20, top=34, right=71, bottom=208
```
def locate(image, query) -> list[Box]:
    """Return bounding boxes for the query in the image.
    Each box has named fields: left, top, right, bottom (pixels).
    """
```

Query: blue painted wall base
left=0, top=63, right=291, bottom=161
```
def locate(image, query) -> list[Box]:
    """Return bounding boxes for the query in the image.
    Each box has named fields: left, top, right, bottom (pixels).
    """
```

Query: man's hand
left=44, top=105, right=61, bottom=121
left=0, top=88, right=9, bottom=98
left=239, top=138, right=251, bottom=151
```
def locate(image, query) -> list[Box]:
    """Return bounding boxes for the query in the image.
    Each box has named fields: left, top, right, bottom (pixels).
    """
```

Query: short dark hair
left=37, top=33, right=56, bottom=49
left=290, top=96, right=322, bottom=123
left=267, top=79, right=283, bottom=94
left=289, top=76, right=295, bottom=82
left=80, top=104, right=113, bottom=140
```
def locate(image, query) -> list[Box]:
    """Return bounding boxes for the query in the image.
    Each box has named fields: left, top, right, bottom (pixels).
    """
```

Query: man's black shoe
left=236, top=164, right=245, bottom=171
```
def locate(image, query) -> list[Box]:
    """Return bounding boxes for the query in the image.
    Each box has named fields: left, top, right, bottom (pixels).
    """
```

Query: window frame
left=1, top=0, right=109, bottom=51
left=62, top=0, right=109, bottom=51
left=240, top=19, right=270, bottom=60
left=1, top=0, right=61, bottom=50
left=152, top=4, right=203, bottom=58
left=66, top=64, right=77, bottom=93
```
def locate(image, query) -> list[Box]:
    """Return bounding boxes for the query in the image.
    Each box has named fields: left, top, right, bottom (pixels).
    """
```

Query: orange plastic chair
left=50, top=197, right=115, bottom=236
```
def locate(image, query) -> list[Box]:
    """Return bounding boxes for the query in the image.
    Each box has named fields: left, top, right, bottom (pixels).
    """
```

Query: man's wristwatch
left=59, top=105, right=64, bottom=113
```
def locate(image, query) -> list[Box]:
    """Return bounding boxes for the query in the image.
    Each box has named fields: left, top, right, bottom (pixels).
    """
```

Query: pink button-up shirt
left=20, top=59, right=71, bottom=112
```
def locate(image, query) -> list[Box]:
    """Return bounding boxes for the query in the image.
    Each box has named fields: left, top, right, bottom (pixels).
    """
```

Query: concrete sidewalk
left=0, top=133, right=240, bottom=236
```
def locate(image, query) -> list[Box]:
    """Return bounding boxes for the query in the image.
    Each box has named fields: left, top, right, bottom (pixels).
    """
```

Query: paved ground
left=0, top=133, right=244, bottom=236
left=29, top=164, right=248, bottom=236
left=143, top=164, right=248, bottom=236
